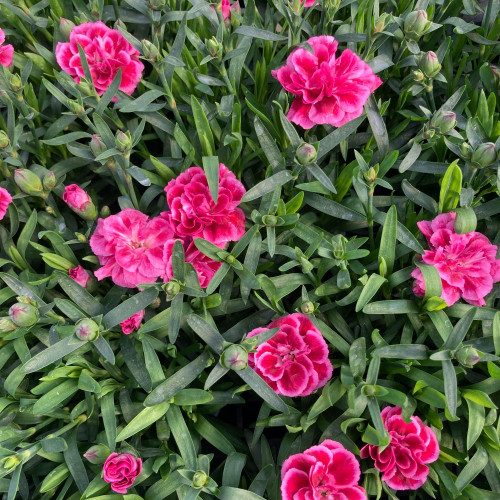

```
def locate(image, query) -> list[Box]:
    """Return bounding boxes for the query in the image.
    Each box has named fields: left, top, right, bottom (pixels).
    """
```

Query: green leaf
left=304, top=193, right=365, bottom=222
left=356, top=274, right=386, bottom=312
left=363, top=300, right=419, bottom=314
left=238, top=367, right=288, bottom=413
left=33, top=379, right=79, bottom=414
left=242, top=170, right=294, bottom=202
left=415, top=262, right=442, bottom=299
left=254, top=116, right=284, bottom=170
left=116, top=402, right=169, bottom=442
left=372, top=344, right=428, bottom=359
left=120, top=336, right=152, bottom=392
left=103, top=288, right=158, bottom=329
left=442, top=359, right=458, bottom=418
left=166, top=405, right=197, bottom=470
left=101, top=393, right=116, bottom=451
left=194, top=415, right=236, bottom=454
left=439, top=160, right=462, bottom=213
left=219, top=487, right=266, bottom=500
left=466, top=399, right=485, bottom=450
left=443, top=308, right=476, bottom=350
left=455, top=444, right=489, bottom=490
left=186, top=314, right=224, bottom=353
left=95, top=69, right=122, bottom=114
left=17, top=209, right=37, bottom=260
left=317, top=116, right=365, bottom=161
left=191, top=95, right=215, bottom=156
left=233, top=26, right=287, bottom=41
left=58, top=274, right=103, bottom=316
left=202, top=156, right=220, bottom=204
left=378, top=205, right=397, bottom=275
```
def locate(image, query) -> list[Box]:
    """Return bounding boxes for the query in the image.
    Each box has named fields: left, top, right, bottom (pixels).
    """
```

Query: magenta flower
left=63, top=184, right=97, bottom=220
left=361, top=406, right=439, bottom=490
left=411, top=212, right=500, bottom=306
left=0, top=28, right=14, bottom=67
left=246, top=313, right=333, bottom=397
left=55, top=22, right=144, bottom=96
left=212, top=0, right=239, bottom=21
left=69, top=266, right=92, bottom=289
left=90, top=209, right=175, bottom=288
left=163, top=237, right=222, bottom=288
left=282, top=439, right=366, bottom=500
left=272, top=36, right=382, bottom=129
left=302, top=0, right=318, bottom=6
left=103, top=452, right=142, bottom=494
left=164, top=164, right=246, bottom=245
left=120, top=310, right=145, bottom=334
left=0, top=187, right=12, bottom=220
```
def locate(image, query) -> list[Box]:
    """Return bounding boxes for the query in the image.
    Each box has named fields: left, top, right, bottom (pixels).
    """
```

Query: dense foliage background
left=0, top=0, right=499, bottom=499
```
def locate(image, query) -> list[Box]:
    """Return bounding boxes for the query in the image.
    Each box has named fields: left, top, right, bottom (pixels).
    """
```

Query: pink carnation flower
left=272, top=36, right=382, bottom=129
left=302, top=0, right=318, bottom=6
left=69, top=266, right=92, bottom=289
left=0, top=28, right=14, bottom=67
left=55, top=22, right=144, bottom=96
left=163, top=237, right=222, bottom=288
left=90, top=209, right=175, bottom=288
left=361, top=406, right=439, bottom=490
left=103, top=452, right=142, bottom=494
left=212, top=0, right=239, bottom=21
left=120, top=310, right=144, bottom=334
left=411, top=212, right=500, bottom=306
left=0, top=187, right=12, bottom=220
left=282, top=439, right=366, bottom=500
left=247, top=313, right=333, bottom=397
left=164, top=164, right=246, bottom=245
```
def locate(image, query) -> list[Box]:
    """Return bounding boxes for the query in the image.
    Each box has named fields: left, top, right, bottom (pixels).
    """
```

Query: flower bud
left=224, top=254, right=236, bottom=265
left=78, top=79, right=95, bottom=96
left=1, top=455, right=20, bottom=472
left=192, top=470, right=209, bottom=489
left=142, top=39, right=160, bottom=63
left=191, top=297, right=203, bottom=310
left=413, top=70, right=425, bottom=82
left=373, top=13, right=392, bottom=34
left=471, top=142, right=497, bottom=168
left=460, top=142, right=473, bottom=159
left=76, top=233, right=87, bottom=243
left=206, top=37, right=223, bottom=60
left=9, top=302, right=39, bottom=327
left=90, top=135, right=106, bottom=158
left=83, top=444, right=110, bottom=464
left=404, top=10, right=430, bottom=40
left=115, top=130, right=132, bottom=155
left=100, top=205, right=111, bottom=218
left=455, top=346, right=481, bottom=368
left=364, top=166, right=378, bottom=183
left=149, top=0, right=167, bottom=9
left=491, top=65, right=500, bottom=86
left=220, top=344, right=248, bottom=371
left=150, top=297, right=161, bottom=308
left=164, top=280, right=181, bottom=299
left=43, top=171, right=57, bottom=191
left=0, top=130, right=10, bottom=149
left=75, top=318, right=100, bottom=341
left=59, top=18, right=75, bottom=40
left=0, top=317, right=17, bottom=332
left=9, top=74, right=22, bottom=92
left=422, top=128, right=435, bottom=140
left=430, top=109, right=456, bottom=134
left=69, top=266, right=93, bottom=289
left=300, top=301, right=315, bottom=314
left=262, top=214, right=278, bottom=226
left=67, top=99, right=85, bottom=116
left=63, top=184, right=97, bottom=221
left=418, top=51, right=441, bottom=78
left=295, top=143, right=317, bottom=165
left=14, top=169, right=44, bottom=197
left=423, top=296, right=447, bottom=311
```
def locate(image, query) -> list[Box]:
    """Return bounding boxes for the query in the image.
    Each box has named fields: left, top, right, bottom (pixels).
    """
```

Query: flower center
left=276, top=344, right=309, bottom=362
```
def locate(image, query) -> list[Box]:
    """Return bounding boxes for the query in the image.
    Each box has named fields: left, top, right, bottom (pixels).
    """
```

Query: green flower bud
left=0, top=130, right=10, bottom=149
left=422, top=128, right=435, bottom=140
left=9, top=302, right=39, bottom=327
left=14, top=169, right=44, bottom=197
left=115, top=130, right=132, bottom=155
left=364, top=166, right=378, bottom=183
left=300, top=301, right=315, bottom=314
left=100, top=205, right=111, bottom=218
left=149, top=0, right=166, bottom=9
left=67, top=100, right=85, bottom=116
left=430, top=109, right=456, bottom=134
left=220, top=344, right=248, bottom=371
left=423, top=296, right=447, bottom=311
left=295, top=143, right=317, bottom=165
left=418, top=51, right=441, bottom=78
left=192, top=470, right=209, bottom=489
left=9, top=74, right=22, bottom=92
left=190, top=297, right=203, bottom=310
left=261, top=214, right=278, bottom=226
left=460, top=142, right=473, bottom=159
left=164, top=280, right=181, bottom=299
left=413, top=70, right=425, bottom=82
left=491, top=65, right=500, bottom=86
left=75, top=318, right=100, bottom=341
left=455, top=346, right=481, bottom=368
left=1, top=455, right=20, bottom=472
left=373, top=13, right=392, bottom=34
left=59, top=18, right=75, bottom=40
left=471, top=142, right=497, bottom=168
left=404, top=10, right=431, bottom=40
left=83, top=444, right=110, bottom=464
left=0, top=317, right=17, bottom=332
left=224, top=254, right=237, bottom=265
left=78, top=80, right=95, bottom=96
left=142, top=39, right=160, bottom=63
left=206, top=37, right=223, bottom=60
left=150, top=297, right=161, bottom=308
left=76, top=233, right=87, bottom=243
left=89, top=135, right=106, bottom=158
left=43, top=171, right=57, bottom=191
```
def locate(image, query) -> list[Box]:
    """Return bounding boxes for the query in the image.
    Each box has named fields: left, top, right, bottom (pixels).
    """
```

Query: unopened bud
left=0, top=130, right=10, bottom=149
left=423, top=296, right=447, bottom=311
left=76, top=233, right=87, bottom=243
left=75, top=318, right=100, bottom=341
left=206, top=37, right=223, bottom=60
left=491, top=65, right=500, bottom=86
left=262, top=215, right=278, bottom=226
left=295, top=143, right=317, bottom=165
left=192, top=470, right=209, bottom=489
left=67, top=100, right=85, bottom=116
left=100, top=205, right=111, bottom=218
left=142, top=39, right=160, bottom=63
left=59, top=18, right=75, bottom=40
left=471, top=142, right=496, bottom=168
left=43, top=171, right=57, bottom=190
left=164, top=280, right=181, bottom=299
left=9, top=74, right=22, bottom=92
left=300, top=301, right=315, bottom=314
left=0, top=317, right=17, bottom=332
left=422, top=128, right=435, bottom=140
left=83, top=444, right=110, bottom=464
left=404, top=10, right=430, bottom=41
left=14, top=169, right=44, bottom=196
left=78, top=80, right=95, bottom=96
left=460, top=142, right=473, bottom=159
left=373, top=13, right=391, bottom=34
left=364, top=166, right=378, bottom=183
left=418, top=51, right=441, bottom=78
left=115, top=130, right=132, bottom=155
left=1, top=455, right=20, bottom=471
left=9, top=302, right=39, bottom=327
left=456, top=346, right=481, bottom=368
left=413, top=70, right=425, bottom=82
left=150, top=297, right=161, bottom=308
left=149, top=0, right=167, bottom=8
left=63, top=185, right=97, bottom=221
left=220, top=344, right=248, bottom=371
left=90, top=135, right=106, bottom=158
left=430, top=109, right=456, bottom=134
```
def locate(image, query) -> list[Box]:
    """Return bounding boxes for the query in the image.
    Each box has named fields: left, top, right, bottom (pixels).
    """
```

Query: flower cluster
left=412, top=212, right=500, bottom=306
left=89, top=164, right=245, bottom=289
